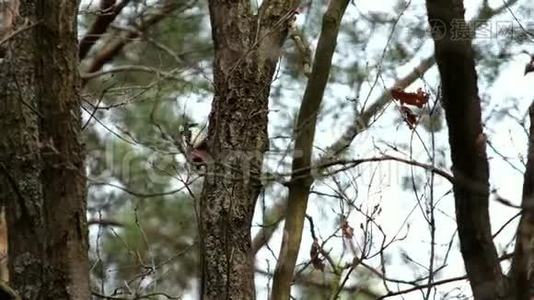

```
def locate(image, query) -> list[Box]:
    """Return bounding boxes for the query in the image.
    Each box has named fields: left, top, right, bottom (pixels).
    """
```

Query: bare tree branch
left=82, top=0, right=178, bottom=78
left=81, top=65, right=183, bottom=81
left=78, top=0, right=131, bottom=60
left=256, top=268, right=380, bottom=298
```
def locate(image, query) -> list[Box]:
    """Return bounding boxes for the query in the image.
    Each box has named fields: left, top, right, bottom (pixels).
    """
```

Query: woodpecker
left=190, top=135, right=209, bottom=165
left=182, top=124, right=210, bottom=166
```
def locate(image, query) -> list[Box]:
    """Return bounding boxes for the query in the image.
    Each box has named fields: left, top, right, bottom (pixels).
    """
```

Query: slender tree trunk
left=0, top=1, right=89, bottom=299
left=425, top=0, right=506, bottom=298
left=510, top=101, right=534, bottom=299
left=270, top=1, right=349, bottom=299
left=200, top=1, right=299, bottom=298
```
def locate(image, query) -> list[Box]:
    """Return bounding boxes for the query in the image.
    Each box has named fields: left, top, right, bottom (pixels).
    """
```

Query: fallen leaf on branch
left=391, top=87, right=429, bottom=108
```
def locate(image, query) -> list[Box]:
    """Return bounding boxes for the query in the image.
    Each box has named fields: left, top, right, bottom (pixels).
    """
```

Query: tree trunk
left=509, top=101, right=534, bottom=299
left=0, top=3, right=47, bottom=296
left=0, top=1, right=89, bottom=299
left=200, top=1, right=299, bottom=298
left=270, top=1, right=349, bottom=299
left=425, top=0, right=506, bottom=299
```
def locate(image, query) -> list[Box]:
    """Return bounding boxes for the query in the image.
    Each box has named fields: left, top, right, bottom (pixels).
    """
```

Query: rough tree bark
left=425, top=0, right=507, bottom=298
left=0, top=1, right=47, bottom=297
left=0, top=1, right=89, bottom=299
left=200, top=0, right=299, bottom=299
